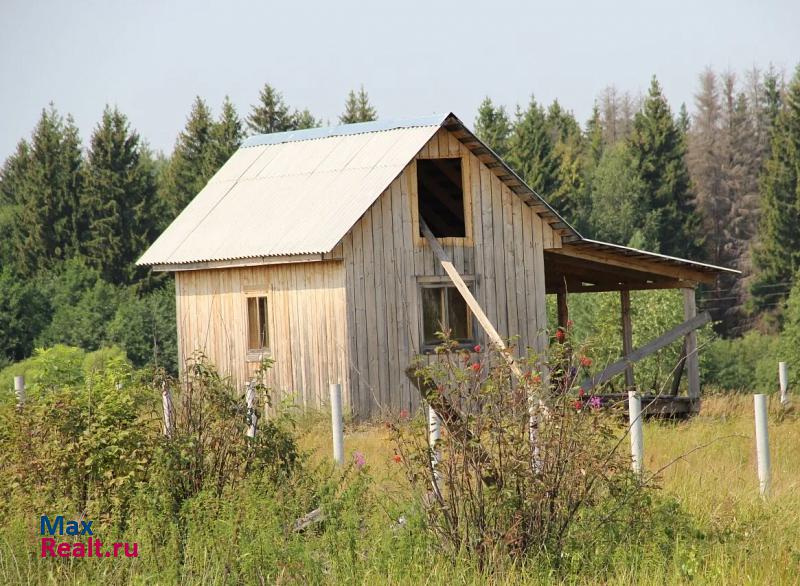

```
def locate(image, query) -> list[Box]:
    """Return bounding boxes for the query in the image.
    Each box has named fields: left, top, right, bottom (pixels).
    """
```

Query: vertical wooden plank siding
left=174, top=261, right=349, bottom=412
left=341, top=127, right=551, bottom=417
left=683, top=288, right=700, bottom=399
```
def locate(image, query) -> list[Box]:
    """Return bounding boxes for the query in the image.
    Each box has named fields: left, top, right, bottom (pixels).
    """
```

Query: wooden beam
left=620, top=290, right=634, bottom=389
left=419, top=218, right=522, bottom=378
left=557, top=291, right=569, bottom=329
left=683, top=288, right=700, bottom=399
left=580, top=311, right=711, bottom=391
left=554, top=244, right=714, bottom=285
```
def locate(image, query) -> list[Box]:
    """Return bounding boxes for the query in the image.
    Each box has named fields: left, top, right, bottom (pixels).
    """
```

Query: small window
left=417, top=158, right=466, bottom=238
left=421, top=284, right=474, bottom=350
left=247, top=296, right=269, bottom=353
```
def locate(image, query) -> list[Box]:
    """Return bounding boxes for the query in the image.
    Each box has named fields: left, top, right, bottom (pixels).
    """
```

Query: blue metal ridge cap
left=240, top=113, right=449, bottom=148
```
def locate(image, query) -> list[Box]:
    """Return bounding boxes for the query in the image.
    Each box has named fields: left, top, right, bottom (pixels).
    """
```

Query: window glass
left=421, top=287, right=443, bottom=346
left=447, top=287, right=471, bottom=342
left=247, top=296, right=269, bottom=351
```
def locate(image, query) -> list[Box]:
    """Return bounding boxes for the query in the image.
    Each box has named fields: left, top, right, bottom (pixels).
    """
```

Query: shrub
left=392, top=336, right=683, bottom=575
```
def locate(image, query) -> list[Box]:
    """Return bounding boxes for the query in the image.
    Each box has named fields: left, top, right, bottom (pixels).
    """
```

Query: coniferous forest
left=2, top=68, right=800, bottom=391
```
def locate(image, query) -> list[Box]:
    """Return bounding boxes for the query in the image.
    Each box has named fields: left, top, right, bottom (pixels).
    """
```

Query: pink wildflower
left=353, top=451, right=366, bottom=469
left=589, top=396, right=602, bottom=410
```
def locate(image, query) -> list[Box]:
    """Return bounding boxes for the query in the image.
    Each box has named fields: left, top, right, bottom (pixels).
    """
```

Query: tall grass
left=1, top=396, right=798, bottom=584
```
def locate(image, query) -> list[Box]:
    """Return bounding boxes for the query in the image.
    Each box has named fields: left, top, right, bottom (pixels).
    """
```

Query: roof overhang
left=544, top=239, right=740, bottom=293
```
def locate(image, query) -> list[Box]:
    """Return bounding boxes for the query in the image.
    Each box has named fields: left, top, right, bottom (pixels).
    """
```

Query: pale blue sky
left=0, top=0, right=797, bottom=160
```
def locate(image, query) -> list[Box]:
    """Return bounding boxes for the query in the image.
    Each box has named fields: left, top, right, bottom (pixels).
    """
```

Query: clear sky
left=1, top=0, right=797, bottom=160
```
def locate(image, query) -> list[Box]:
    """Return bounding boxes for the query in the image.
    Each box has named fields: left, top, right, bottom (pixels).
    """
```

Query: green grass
left=1, top=396, right=798, bottom=584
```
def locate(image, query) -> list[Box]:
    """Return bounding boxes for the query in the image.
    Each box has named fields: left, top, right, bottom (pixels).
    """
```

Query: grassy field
left=1, top=394, right=798, bottom=584
left=298, top=395, right=800, bottom=584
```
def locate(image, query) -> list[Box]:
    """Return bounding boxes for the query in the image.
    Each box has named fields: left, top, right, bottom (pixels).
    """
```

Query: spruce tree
left=339, top=86, right=377, bottom=124
left=2, top=105, right=83, bottom=275
left=161, top=97, right=215, bottom=219
left=628, top=77, right=703, bottom=258
left=546, top=101, right=588, bottom=225
left=247, top=84, right=294, bottom=134
left=506, top=97, right=558, bottom=196
left=80, top=106, right=159, bottom=285
left=584, top=104, right=605, bottom=167
left=292, top=108, right=321, bottom=130
left=208, top=96, right=244, bottom=172
left=752, top=65, right=800, bottom=311
left=474, top=97, right=512, bottom=158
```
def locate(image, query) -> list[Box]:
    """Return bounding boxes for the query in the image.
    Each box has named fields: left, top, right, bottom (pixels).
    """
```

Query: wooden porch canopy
left=543, top=239, right=740, bottom=411
left=544, top=238, right=732, bottom=294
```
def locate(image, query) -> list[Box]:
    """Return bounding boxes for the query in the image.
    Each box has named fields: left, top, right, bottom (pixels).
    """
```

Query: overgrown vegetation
left=0, top=347, right=798, bottom=584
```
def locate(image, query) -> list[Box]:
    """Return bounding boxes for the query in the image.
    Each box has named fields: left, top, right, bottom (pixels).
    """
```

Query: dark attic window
left=417, top=158, right=466, bottom=238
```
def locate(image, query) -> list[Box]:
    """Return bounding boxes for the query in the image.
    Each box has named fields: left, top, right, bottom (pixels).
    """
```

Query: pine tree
left=339, top=86, right=377, bottom=124
left=628, top=77, right=703, bottom=258
left=474, top=97, right=512, bottom=158
left=1, top=105, right=83, bottom=275
left=161, top=97, right=215, bottom=219
left=208, top=96, right=244, bottom=172
left=506, top=97, right=558, bottom=196
left=247, top=84, right=294, bottom=134
left=80, top=106, right=159, bottom=285
left=752, top=65, right=800, bottom=312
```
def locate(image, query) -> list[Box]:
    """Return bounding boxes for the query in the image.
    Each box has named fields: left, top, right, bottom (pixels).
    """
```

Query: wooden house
left=138, top=113, right=737, bottom=418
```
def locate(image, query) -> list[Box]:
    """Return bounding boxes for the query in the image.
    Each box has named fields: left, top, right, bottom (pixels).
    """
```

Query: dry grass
left=301, top=395, right=800, bottom=584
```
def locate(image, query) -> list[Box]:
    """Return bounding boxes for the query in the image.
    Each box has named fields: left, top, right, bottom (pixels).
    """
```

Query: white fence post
left=428, top=405, right=441, bottom=473
left=329, top=383, right=344, bottom=466
left=13, top=375, right=25, bottom=406
left=245, top=382, right=257, bottom=438
left=754, top=394, right=771, bottom=498
left=779, top=362, right=789, bottom=406
left=161, top=382, right=173, bottom=438
left=628, top=391, right=644, bottom=475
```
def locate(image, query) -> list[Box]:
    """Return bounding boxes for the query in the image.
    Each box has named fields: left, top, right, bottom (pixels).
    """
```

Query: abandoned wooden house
left=138, top=113, right=738, bottom=418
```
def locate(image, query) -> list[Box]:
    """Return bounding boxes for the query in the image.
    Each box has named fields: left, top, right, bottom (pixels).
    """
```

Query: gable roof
left=137, top=113, right=577, bottom=267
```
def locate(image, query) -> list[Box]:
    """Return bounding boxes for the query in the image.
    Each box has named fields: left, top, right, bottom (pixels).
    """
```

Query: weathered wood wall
left=174, top=261, right=349, bottom=411
left=340, top=127, right=559, bottom=418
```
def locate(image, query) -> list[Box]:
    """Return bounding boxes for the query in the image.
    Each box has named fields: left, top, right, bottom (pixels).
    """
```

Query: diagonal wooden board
left=579, top=311, right=711, bottom=391
left=419, top=218, right=523, bottom=379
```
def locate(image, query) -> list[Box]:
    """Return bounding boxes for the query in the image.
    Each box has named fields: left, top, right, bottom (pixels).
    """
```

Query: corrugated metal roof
left=138, top=121, right=443, bottom=266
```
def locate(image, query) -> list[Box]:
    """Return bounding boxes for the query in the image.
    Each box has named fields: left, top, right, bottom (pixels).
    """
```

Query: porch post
left=556, top=291, right=569, bottom=330
left=620, top=290, right=634, bottom=390
left=683, top=288, right=700, bottom=399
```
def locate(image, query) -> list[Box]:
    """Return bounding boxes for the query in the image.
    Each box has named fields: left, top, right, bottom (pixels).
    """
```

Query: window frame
left=245, top=292, right=270, bottom=361
left=411, top=156, right=472, bottom=247
left=418, top=276, right=477, bottom=353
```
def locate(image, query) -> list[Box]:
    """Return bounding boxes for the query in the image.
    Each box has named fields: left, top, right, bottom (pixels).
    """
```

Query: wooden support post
left=556, top=291, right=569, bottom=330
left=683, top=288, right=700, bottom=399
left=620, top=290, right=634, bottom=390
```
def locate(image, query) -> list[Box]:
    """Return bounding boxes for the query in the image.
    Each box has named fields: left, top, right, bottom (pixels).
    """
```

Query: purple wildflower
left=589, top=396, right=602, bottom=409
left=353, top=451, right=366, bottom=469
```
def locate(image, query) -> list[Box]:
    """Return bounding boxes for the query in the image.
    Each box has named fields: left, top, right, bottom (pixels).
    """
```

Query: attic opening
left=417, top=158, right=466, bottom=238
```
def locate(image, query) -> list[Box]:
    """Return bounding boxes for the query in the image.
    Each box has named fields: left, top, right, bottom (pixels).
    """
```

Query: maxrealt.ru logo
left=40, top=515, right=138, bottom=558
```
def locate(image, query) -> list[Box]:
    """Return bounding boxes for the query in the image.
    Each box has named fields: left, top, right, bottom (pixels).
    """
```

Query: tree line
left=475, top=65, right=799, bottom=335
left=0, top=85, right=378, bottom=368
left=1, top=67, right=799, bottom=370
